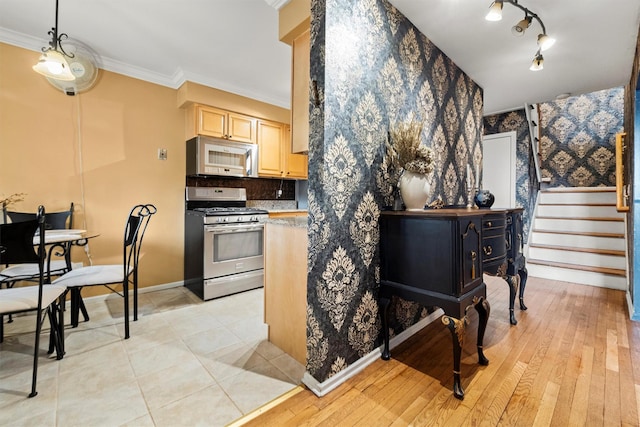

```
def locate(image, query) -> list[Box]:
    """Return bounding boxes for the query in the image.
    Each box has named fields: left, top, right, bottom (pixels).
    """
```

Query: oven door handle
left=204, top=223, right=264, bottom=234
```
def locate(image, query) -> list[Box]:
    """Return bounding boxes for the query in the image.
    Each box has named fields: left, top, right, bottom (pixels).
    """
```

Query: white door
left=482, top=131, right=516, bottom=209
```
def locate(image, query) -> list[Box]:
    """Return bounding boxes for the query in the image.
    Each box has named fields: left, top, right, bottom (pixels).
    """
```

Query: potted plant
left=386, top=120, right=434, bottom=210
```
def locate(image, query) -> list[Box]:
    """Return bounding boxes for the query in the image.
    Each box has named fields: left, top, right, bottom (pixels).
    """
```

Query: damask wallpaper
left=539, top=88, right=624, bottom=187
left=307, top=0, right=483, bottom=383
left=483, top=110, right=538, bottom=241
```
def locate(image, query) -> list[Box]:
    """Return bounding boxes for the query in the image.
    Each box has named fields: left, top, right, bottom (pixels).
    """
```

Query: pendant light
left=32, top=0, right=75, bottom=81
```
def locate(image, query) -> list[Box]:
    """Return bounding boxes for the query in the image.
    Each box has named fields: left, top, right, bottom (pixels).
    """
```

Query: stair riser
left=534, top=218, right=625, bottom=234
left=528, top=247, right=626, bottom=270
left=527, top=264, right=627, bottom=290
left=537, top=204, right=624, bottom=219
left=538, top=190, right=616, bottom=205
left=530, top=233, right=625, bottom=251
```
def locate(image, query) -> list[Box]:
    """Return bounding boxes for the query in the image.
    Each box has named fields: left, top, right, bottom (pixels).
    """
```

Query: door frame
left=482, top=131, right=517, bottom=209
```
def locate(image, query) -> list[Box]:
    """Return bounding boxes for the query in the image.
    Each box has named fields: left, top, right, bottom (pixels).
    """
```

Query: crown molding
left=263, top=0, right=291, bottom=10
left=0, top=29, right=290, bottom=109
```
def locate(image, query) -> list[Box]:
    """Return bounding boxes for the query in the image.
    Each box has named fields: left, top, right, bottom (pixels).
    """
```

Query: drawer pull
left=486, top=221, right=492, bottom=228
left=483, top=245, right=493, bottom=256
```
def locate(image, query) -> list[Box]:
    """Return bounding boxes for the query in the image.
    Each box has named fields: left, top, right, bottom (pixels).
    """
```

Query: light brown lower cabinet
left=264, top=221, right=307, bottom=365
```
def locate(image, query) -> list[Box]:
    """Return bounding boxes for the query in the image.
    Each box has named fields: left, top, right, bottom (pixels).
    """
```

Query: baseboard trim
left=301, top=308, right=444, bottom=397
left=627, top=291, right=640, bottom=321
left=79, top=280, right=184, bottom=303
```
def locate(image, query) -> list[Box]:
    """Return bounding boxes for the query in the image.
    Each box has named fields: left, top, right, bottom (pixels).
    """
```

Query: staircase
left=526, top=187, right=628, bottom=290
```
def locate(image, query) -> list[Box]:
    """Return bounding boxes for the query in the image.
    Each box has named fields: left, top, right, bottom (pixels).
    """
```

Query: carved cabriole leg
left=506, top=275, right=518, bottom=325
left=518, top=266, right=528, bottom=310
left=473, top=296, right=490, bottom=366
left=442, top=314, right=468, bottom=400
left=380, top=296, right=391, bottom=361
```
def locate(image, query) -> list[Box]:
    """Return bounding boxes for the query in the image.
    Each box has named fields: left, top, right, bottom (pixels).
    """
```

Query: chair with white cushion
left=1, top=203, right=74, bottom=286
left=0, top=206, right=67, bottom=398
left=53, top=204, right=156, bottom=339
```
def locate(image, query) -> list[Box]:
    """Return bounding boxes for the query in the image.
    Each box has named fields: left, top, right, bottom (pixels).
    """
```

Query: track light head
left=511, top=16, right=532, bottom=36
left=537, top=33, right=556, bottom=51
left=530, top=52, right=544, bottom=71
left=485, top=1, right=503, bottom=21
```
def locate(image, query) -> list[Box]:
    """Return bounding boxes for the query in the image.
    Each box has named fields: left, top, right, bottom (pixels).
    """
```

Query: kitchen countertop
left=264, top=216, right=308, bottom=228
left=267, top=209, right=308, bottom=213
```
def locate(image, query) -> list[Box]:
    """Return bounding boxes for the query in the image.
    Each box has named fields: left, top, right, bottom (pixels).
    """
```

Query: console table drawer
left=482, top=215, right=505, bottom=232
left=482, top=234, right=506, bottom=264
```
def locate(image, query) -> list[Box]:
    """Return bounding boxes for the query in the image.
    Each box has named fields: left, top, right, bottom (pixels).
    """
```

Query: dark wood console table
left=378, top=208, right=529, bottom=399
left=379, top=209, right=494, bottom=400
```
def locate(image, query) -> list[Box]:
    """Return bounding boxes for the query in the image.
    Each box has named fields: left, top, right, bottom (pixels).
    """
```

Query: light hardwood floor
left=239, top=275, right=640, bottom=426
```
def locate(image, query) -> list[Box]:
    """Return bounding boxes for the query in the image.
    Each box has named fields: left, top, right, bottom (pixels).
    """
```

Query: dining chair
left=53, top=204, right=157, bottom=339
left=1, top=203, right=75, bottom=286
left=0, top=206, right=67, bottom=398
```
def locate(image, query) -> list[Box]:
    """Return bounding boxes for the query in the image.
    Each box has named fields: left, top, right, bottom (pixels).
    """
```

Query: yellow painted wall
left=0, top=42, right=185, bottom=296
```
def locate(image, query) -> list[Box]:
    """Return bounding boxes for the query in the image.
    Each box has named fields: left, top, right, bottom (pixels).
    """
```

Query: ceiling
left=1, top=0, right=639, bottom=115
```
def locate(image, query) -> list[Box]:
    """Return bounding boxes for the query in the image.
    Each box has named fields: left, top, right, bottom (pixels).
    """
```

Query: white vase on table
left=399, top=170, right=431, bottom=211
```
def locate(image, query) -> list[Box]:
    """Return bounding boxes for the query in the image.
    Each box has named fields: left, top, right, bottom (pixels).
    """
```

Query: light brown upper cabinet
left=283, top=124, right=308, bottom=178
left=258, top=121, right=308, bottom=179
left=290, top=29, right=310, bottom=154
left=196, top=105, right=257, bottom=144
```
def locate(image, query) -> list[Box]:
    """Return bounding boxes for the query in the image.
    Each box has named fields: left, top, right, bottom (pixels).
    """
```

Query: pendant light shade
left=32, top=50, right=75, bottom=81
left=33, top=0, right=76, bottom=82
left=530, top=53, right=544, bottom=71
left=537, top=33, right=556, bottom=51
left=485, top=1, right=503, bottom=21
left=511, top=16, right=532, bottom=36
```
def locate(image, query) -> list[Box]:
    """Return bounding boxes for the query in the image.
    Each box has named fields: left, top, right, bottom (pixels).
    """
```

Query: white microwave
left=186, top=136, right=258, bottom=178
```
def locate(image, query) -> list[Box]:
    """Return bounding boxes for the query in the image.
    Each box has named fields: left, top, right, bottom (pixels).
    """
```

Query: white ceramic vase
left=399, top=170, right=431, bottom=211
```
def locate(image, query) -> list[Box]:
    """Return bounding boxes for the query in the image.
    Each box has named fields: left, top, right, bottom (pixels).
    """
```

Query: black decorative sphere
left=474, top=189, right=495, bottom=208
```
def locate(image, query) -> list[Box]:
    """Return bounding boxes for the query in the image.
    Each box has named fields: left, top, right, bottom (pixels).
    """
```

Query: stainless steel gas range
left=184, top=186, right=268, bottom=300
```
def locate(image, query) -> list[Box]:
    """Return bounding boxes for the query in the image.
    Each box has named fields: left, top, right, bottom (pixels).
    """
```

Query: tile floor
left=0, top=286, right=305, bottom=426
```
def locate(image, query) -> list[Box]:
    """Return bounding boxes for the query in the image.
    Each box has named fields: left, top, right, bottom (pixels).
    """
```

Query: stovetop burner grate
left=192, top=207, right=268, bottom=216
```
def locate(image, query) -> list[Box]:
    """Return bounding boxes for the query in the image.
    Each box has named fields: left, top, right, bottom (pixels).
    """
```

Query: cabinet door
left=291, top=29, right=310, bottom=154
left=460, top=217, right=483, bottom=295
left=283, top=124, right=308, bottom=179
left=258, top=120, right=284, bottom=177
left=197, top=106, right=227, bottom=139
left=228, top=112, right=257, bottom=143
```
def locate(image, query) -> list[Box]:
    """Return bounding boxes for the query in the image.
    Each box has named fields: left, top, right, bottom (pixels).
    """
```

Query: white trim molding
left=301, top=308, right=444, bottom=397
left=263, top=0, right=291, bottom=10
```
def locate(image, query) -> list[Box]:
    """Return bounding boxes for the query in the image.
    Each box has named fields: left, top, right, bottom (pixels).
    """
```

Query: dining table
left=33, top=229, right=99, bottom=354
left=33, top=229, right=99, bottom=279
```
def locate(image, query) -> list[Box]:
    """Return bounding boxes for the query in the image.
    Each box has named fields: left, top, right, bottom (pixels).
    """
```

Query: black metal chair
left=53, top=204, right=157, bottom=339
left=1, top=203, right=75, bottom=285
left=0, top=206, right=67, bottom=398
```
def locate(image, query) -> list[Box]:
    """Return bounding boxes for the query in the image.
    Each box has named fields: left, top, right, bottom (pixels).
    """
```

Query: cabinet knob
left=486, top=221, right=492, bottom=228
left=229, top=135, right=232, bottom=138
left=483, top=245, right=493, bottom=256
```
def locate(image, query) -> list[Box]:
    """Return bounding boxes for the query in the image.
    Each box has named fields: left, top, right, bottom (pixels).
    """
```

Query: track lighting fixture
left=33, top=0, right=75, bottom=81
left=485, top=0, right=555, bottom=70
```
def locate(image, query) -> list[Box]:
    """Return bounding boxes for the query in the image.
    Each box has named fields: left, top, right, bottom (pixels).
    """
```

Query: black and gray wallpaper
left=483, top=110, right=538, bottom=241
left=539, top=87, right=624, bottom=187
left=307, top=0, right=483, bottom=383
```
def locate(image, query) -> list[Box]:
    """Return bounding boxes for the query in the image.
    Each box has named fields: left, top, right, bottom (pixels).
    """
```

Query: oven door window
left=213, top=228, right=263, bottom=262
